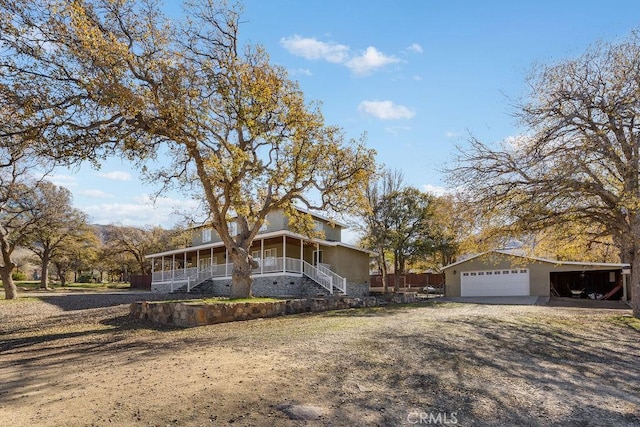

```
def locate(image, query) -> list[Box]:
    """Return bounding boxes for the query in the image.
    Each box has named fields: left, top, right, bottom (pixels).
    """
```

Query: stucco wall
left=189, top=210, right=343, bottom=246
left=445, top=252, right=624, bottom=297
left=323, top=246, right=370, bottom=285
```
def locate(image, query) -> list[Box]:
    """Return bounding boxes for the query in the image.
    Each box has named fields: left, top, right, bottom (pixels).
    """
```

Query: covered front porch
left=148, top=234, right=347, bottom=295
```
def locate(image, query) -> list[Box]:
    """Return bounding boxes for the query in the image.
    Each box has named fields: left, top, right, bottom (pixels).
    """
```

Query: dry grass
left=0, top=295, right=638, bottom=426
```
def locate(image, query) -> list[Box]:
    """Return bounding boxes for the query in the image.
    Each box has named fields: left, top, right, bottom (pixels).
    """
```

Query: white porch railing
left=302, top=261, right=333, bottom=294
left=318, top=263, right=347, bottom=294
left=151, top=256, right=345, bottom=294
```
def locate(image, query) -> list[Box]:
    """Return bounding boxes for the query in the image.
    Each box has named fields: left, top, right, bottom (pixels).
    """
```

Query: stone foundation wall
left=345, top=282, right=370, bottom=298
left=130, top=293, right=419, bottom=327
left=177, top=275, right=337, bottom=298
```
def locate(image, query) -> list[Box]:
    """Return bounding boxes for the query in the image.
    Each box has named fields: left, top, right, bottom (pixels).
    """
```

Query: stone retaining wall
left=130, top=293, right=419, bottom=327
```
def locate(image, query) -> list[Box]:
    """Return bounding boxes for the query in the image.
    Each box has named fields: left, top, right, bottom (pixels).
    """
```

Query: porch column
left=283, top=235, right=287, bottom=273
left=197, top=250, right=200, bottom=271
left=210, top=247, right=214, bottom=275
left=225, top=248, right=229, bottom=277
left=300, top=238, right=303, bottom=273
left=161, top=257, right=165, bottom=282
left=261, top=238, right=264, bottom=275
left=172, top=254, right=175, bottom=282
left=316, top=243, right=320, bottom=266
left=623, top=271, right=628, bottom=301
left=183, top=251, right=187, bottom=276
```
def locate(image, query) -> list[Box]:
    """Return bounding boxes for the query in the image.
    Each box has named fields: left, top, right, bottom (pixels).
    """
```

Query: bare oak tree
left=449, top=31, right=640, bottom=317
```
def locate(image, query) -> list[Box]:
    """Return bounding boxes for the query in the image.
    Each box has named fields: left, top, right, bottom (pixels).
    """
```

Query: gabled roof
left=441, top=249, right=629, bottom=270
left=192, top=206, right=349, bottom=231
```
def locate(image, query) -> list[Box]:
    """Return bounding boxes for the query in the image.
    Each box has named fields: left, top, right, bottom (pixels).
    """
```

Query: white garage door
left=461, top=268, right=530, bottom=297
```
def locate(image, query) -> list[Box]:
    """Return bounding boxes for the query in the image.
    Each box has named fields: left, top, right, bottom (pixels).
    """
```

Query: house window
left=258, top=214, right=269, bottom=232
left=264, top=248, right=276, bottom=266
left=202, top=228, right=212, bottom=242
left=252, top=250, right=261, bottom=265
left=228, top=222, right=238, bottom=236
left=313, top=250, right=323, bottom=266
left=314, top=220, right=323, bottom=232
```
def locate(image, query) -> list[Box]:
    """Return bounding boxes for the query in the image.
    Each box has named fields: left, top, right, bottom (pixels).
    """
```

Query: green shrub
left=77, top=275, right=96, bottom=283
left=12, top=271, right=27, bottom=281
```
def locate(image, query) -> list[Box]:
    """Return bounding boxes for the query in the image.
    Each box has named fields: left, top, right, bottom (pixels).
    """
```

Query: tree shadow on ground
left=313, top=313, right=640, bottom=426
left=32, top=292, right=203, bottom=311
left=546, top=297, right=631, bottom=310
left=319, top=302, right=442, bottom=318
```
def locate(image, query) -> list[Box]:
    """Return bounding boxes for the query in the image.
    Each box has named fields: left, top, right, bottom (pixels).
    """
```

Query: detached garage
left=461, top=268, right=530, bottom=297
left=443, top=250, right=629, bottom=300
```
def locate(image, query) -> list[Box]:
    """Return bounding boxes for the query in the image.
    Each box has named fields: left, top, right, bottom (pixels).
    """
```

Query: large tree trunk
left=40, top=250, right=50, bottom=289
left=228, top=248, right=254, bottom=298
left=377, top=247, right=389, bottom=294
left=625, top=215, right=640, bottom=317
left=0, top=265, right=18, bottom=299
left=631, top=245, right=640, bottom=318
left=0, top=235, right=18, bottom=299
left=393, top=251, right=400, bottom=292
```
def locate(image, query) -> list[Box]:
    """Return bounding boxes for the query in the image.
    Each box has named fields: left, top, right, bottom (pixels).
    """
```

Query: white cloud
left=422, top=184, right=449, bottom=196
left=79, top=189, right=113, bottom=199
left=81, top=194, right=200, bottom=227
left=445, top=131, right=461, bottom=138
left=413, top=75, right=423, bottom=81
left=281, top=35, right=401, bottom=76
left=280, top=35, right=349, bottom=63
left=358, top=100, right=415, bottom=120
left=346, top=46, right=400, bottom=75
left=49, top=174, right=78, bottom=187
left=97, top=171, right=132, bottom=181
left=407, top=43, right=423, bottom=54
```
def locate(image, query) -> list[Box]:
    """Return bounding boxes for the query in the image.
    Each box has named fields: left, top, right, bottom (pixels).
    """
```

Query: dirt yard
left=1, top=292, right=639, bottom=426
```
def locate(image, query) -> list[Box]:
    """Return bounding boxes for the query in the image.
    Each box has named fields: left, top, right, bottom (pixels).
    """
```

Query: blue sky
left=51, top=0, right=640, bottom=230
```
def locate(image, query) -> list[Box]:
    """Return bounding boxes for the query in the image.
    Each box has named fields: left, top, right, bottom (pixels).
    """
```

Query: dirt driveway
left=1, top=293, right=639, bottom=426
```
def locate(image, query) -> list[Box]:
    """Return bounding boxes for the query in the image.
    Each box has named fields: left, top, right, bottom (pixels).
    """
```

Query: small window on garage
left=520, top=269, right=527, bottom=273
left=503, top=270, right=509, bottom=274
left=511, top=270, right=518, bottom=274
left=486, top=271, right=493, bottom=275
left=478, top=272, right=485, bottom=275
left=470, top=272, right=477, bottom=276
left=494, top=271, right=501, bottom=275
left=463, top=273, right=469, bottom=276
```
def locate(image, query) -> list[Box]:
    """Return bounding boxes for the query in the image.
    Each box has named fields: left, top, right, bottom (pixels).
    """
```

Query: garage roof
left=442, top=250, right=629, bottom=271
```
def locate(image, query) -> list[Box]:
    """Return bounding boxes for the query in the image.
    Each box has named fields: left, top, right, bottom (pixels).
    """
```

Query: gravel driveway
left=1, top=292, right=639, bottom=426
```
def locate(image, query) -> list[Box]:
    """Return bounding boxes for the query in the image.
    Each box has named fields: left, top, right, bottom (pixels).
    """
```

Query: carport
left=550, top=270, right=623, bottom=299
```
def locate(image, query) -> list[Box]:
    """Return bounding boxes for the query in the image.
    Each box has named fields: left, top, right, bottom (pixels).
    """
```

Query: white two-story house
left=146, top=209, right=373, bottom=297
